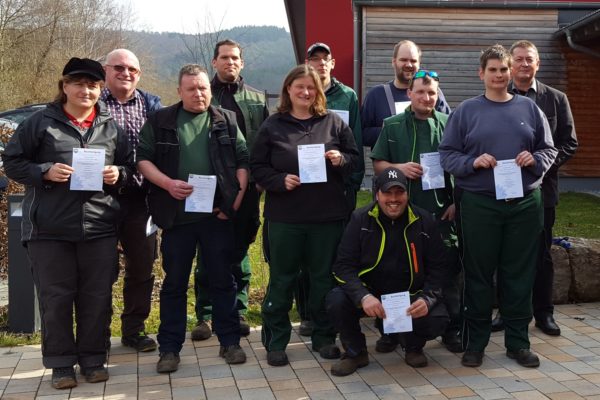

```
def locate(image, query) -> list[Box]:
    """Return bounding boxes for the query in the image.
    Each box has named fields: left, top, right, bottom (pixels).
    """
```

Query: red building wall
left=305, top=0, right=355, bottom=88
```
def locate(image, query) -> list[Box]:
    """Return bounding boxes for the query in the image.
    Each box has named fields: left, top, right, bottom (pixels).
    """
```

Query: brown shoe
left=219, top=344, right=247, bottom=364
left=331, top=350, right=369, bottom=376
left=51, top=367, right=77, bottom=389
left=405, top=349, right=428, bottom=368
left=191, top=320, right=212, bottom=341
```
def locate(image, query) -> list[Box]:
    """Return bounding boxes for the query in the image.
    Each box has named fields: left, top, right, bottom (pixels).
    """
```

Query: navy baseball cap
left=307, top=42, right=331, bottom=57
left=376, top=167, right=408, bottom=192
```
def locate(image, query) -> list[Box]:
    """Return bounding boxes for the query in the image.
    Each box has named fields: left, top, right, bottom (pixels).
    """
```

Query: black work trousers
left=326, top=287, right=448, bottom=357
left=28, top=237, right=118, bottom=368
left=533, top=206, right=556, bottom=319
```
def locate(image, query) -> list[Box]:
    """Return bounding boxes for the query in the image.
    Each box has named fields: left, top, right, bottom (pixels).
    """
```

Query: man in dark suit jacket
left=492, top=40, right=577, bottom=336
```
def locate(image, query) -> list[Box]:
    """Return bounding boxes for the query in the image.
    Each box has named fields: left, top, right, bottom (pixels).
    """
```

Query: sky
left=119, top=0, right=290, bottom=34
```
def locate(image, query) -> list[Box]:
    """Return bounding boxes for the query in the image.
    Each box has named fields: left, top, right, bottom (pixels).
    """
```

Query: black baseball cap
left=376, top=167, right=408, bottom=192
left=62, top=57, right=105, bottom=81
left=307, top=42, right=331, bottom=58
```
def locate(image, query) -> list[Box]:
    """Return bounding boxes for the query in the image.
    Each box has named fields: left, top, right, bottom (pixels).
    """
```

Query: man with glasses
left=191, top=39, right=269, bottom=341
left=491, top=40, right=577, bottom=337
left=289, top=42, right=366, bottom=337
left=370, top=70, right=462, bottom=354
left=101, top=49, right=162, bottom=352
left=361, top=40, right=451, bottom=148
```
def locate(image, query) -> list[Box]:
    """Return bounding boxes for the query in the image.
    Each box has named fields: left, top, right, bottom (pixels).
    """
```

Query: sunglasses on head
left=106, top=64, right=140, bottom=75
left=413, top=70, right=439, bottom=80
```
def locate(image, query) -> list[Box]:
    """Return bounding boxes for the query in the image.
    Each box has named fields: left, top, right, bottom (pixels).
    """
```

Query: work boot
left=405, top=349, right=428, bottom=368
left=191, top=320, right=212, bottom=341
left=535, top=315, right=561, bottom=336
left=312, top=343, right=341, bottom=359
left=266, top=350, right=289, bottom=366
left=219, top=344, right=247, bottom=364
left=506, top=349, right=540, bottom=368
left=239, top=315, right=250, bottom=336
left=51, top=367, right=77, bottom=389
left=461, top=351, right=484, bottom=367
left=375, top=334, right=398, bottom=353
left=298, top=320, right=313, bottom=337
left=156, top=352, right=180, bottom=373
left=80, top=365, right=109, bottom=383
left=331, top=350, right=369, bottom=376
left=442, top=332, right=464, bottom=353
left=121, top=332, right=157, bottom=352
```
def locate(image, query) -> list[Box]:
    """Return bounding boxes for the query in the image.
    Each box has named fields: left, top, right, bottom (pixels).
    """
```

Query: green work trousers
left=460, top=189, right=542, bottom=352
left=262, top=220, right=344, bottom=351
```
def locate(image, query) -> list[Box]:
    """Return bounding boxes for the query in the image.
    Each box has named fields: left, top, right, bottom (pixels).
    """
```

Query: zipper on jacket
left=411, top=242, right=419, bottom=273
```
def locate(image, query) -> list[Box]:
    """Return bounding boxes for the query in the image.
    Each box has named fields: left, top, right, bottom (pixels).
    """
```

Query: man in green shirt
left=371, top=71, right=462, bottom=354
left=137, top=64, right=249, bottom=373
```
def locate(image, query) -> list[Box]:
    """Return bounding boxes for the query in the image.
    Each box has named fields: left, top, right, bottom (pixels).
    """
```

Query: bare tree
left=180, top=10, right=226, bottom=76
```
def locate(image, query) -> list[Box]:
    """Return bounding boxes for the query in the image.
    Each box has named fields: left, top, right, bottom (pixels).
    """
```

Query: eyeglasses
left=413, top=70, right=439, bottom=81
left=106, top=64, right=140, bottom=75
left=307, top=56, right=333, bottom=63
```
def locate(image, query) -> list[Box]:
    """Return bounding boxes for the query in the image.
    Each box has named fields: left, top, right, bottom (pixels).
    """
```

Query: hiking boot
left=156, top=352, right=180, bottom=373
left=239, top=315, right=250, bottom=337
left=51, top=367, right=77, bottom=389
left=506, top=349, right=540, bottom=368
left=405, top=349, right=428, bottom=368
left=312, top=343, right=341, bottom=359
left=375, top=334, right=398, bottom=353
left=80, top=365, right=109, bottom=383
left=121, top=332, right=157, bottom=352
left=298, top=320, right=313, bottom=337
left=461, top=350, right=484, bottom=367
left=267, top=350, right=289, bottom=366
left=219, top=344, right=247, bottom=364
left=191, top=320, right=212, bottom=341
left=331, top=350, right=369, bottom=376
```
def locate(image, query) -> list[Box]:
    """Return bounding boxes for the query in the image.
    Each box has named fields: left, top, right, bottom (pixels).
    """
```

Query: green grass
left=1, top=190, right=599, bottom=346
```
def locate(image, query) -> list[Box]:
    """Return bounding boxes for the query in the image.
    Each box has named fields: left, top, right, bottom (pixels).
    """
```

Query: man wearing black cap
left=326, top=167, right=448, bottom=376
left=293, top=42, right=365, bottom=337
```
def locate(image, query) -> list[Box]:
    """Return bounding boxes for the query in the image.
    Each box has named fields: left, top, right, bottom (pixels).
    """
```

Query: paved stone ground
left=2, top=303, right=600, bottom=399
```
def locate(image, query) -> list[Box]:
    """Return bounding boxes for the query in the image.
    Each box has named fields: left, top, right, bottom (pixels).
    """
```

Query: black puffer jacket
left=2, top=102, right=134, bottom=242
left=333, top=201, right=447, bottom=309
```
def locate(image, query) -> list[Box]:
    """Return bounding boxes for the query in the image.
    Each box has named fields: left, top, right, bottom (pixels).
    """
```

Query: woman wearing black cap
left=2, top=58, right=134, bottom=389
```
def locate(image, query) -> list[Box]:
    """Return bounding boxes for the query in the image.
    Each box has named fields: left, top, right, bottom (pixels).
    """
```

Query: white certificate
left=298, top=143, right=327, bottom=184
left=330, top=109, right=349, bottom=125
left=185, top=174, right=217, bottom=213
left=420, top=152, right=445, bottom=191
left=493, top=159, right=524, bottom=200
left=394, top=101, right=411, bottom=115
left=70, top=148, right=105, bottom=191
left=381, top=291, right=413, bottom=334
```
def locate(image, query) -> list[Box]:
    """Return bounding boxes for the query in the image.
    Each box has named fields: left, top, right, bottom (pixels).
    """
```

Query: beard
left=396, top=68, right=414, bottom=84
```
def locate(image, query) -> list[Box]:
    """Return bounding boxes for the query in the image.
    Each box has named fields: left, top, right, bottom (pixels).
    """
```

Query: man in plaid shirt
left=101, top=49, right=162, bottom=352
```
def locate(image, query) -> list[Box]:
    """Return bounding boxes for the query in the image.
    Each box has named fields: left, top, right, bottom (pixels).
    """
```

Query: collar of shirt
left=510, top=79, right=537, bottom=98
left=63, top=107, right=96, bottom=129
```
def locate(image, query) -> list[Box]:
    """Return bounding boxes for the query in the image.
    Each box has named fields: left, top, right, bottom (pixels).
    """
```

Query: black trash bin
left=7, top=193, right=40, bottom=333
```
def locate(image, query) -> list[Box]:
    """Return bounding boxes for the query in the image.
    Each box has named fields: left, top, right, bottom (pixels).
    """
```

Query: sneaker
left=312, top=343, right=341, bottom=359
left=121, top=332, right=157, bottom=352
left=506, top=349, right=540, bottom=368
left=298, top=320, right=313, bottom=337
left=156, top=352, right=180, bottom=373
left=461, top=350, right=484, bottom=367
left=266, top=350, right=289, bottom=366
left=191, top=320, right=212, bottom=341
left=239, top=315, right=250, bottom=337
left=405, top=349, right=428, bottom=368
left=219, top=344, right=247, bottom=364
left=331, top=350, right=369, bottom=376
left=80, top=365, right=109, bottom=383
left=51, top=367, right=77, bottom=389
left=375, top=334, right=398, bottom=353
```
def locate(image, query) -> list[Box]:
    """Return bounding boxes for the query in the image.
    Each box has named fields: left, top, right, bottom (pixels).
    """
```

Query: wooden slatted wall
left=362, top=6, right=599, bottom=177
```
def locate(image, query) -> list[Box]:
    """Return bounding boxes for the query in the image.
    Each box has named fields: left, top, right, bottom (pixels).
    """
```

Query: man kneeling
left=326, top=167, right=449, bottom=376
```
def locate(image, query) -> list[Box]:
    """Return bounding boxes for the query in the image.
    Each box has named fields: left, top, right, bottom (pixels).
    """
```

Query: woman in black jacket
left=250, top=64, right=359, bottom=366
left=2, top=58, right=134, bottom=389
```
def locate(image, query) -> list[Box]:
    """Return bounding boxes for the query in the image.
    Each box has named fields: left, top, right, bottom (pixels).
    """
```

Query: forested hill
left=125, top=26, right=296, bottom=103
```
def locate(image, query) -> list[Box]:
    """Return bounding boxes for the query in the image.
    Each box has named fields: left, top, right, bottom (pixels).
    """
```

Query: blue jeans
left=158, top=216, right=240, bottom=353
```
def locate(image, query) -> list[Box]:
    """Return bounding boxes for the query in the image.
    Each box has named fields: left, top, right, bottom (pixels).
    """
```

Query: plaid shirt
left=100, top=88, right=148, bottom=185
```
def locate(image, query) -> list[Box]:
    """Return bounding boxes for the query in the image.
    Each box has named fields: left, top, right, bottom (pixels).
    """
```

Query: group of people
left=0, top=35, right=576, bottom=390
